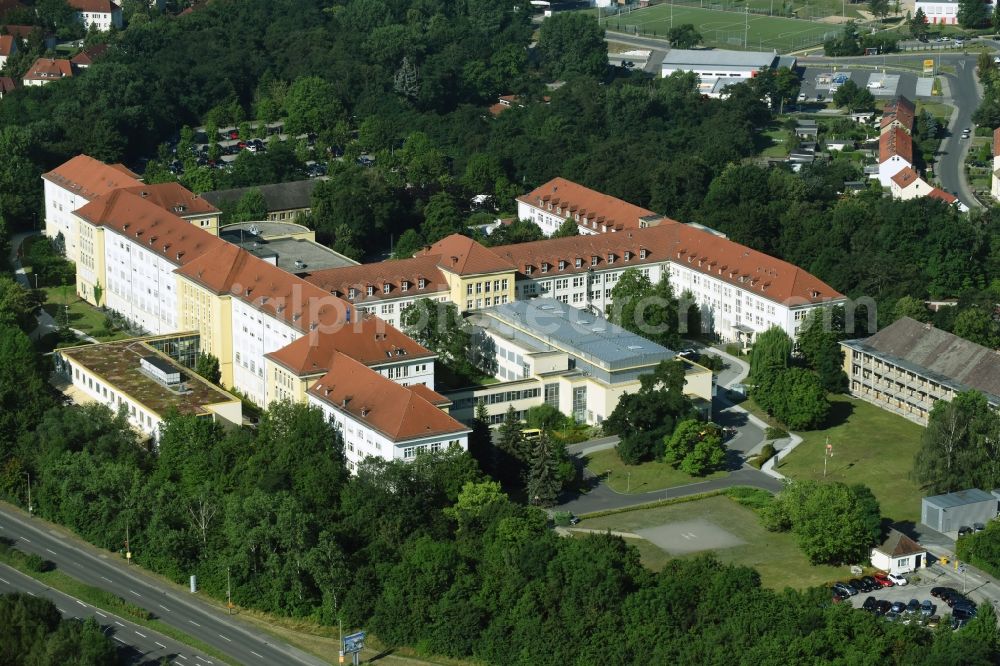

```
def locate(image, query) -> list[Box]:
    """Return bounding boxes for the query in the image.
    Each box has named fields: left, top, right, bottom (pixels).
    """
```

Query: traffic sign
left=343, top=631, right=366, bottom=655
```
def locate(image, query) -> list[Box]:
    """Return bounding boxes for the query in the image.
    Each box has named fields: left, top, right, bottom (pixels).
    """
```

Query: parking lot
left=846, top=576, right=943, bottom=614
left=798, top=66, right=925, bottom=103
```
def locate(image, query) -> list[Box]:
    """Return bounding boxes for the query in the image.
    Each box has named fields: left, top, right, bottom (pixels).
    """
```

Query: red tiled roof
left=0, top=76, right=14, bottom=94
left=493, top=223, right=843, bottom=305
left=880, top=95, right=915, bottom=131
left=409, top=383, right=452, bottom=408
left=890, top=166, right=920, bottom=188
left=518, top=177, right=674, bottom=233
left=74, top=189, right=226, bottom=268
left=121, top=183, right=219, bottom=217
left=265, top=315, right=434, bottom=377
left=4, top=25, right=41, bottom=39
left=42, top=154, right=141, bottom=201
left=174, top=243, right=351, bottom=335
left=70, top=43, right=107, bottom=66
left=301, top=255, right=449, bottom=303
left=421, top=234, right=514, bottom=276
left=927, top=188, right=957, bottom=204
left=23, top=57, right=72, bottom=81
left=67, top=0, right=118, bottom=13
left=308, top=352, right=469, bottom=443
left=0, top=34, right=14, bottom=57
left=879, top=127, right=912, bottom=164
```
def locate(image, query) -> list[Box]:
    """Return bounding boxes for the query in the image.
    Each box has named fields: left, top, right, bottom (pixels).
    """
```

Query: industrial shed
left=921, top=489, right=998, bottom=534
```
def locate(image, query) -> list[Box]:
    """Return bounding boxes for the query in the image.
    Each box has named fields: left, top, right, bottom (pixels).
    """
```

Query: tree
left=891, top=296, right=930, bottom=323
left=552, top=218, right=580, bottom=238
left=959, top=0, right=990, bottom=26
left=537, top=13, right=607, bottom=80
left=482, top=218, right=545, bottom=247
left=771, top=481, right=882, bottom=564
left=392, top=228, right=425, bottom=259
left=496, top=405, right=528, bottom=464
left=401, top=298, right=473, bottom=373
left=911, top=8, right=930, bottom=40
left=832, top=79, right=875, bottom=112
left=195, top=352, right=221, bottom=385
left=667, top=24, right=702, bottom=49
left=526, top=432, right=561, bottom=506
left=869, top=0, right=891, bottom=21
left=0, top=274, right=39, bottom=332
left=749, top=326, right=792, bottom=386
left=420, top=192, right=464, bottom=244
left=0, top=324, right=51, bottom=448
left=283, top=76, right=344, bottom=136
left=663, top=420, right=726, bottom=475
left=797, top=310, right=848, bottom=392
left=756, top=367, right=830, bottom=430
left=914, top=391, right=1000, bottom=493
left=995, top=1, right=1000, bottom=31
left=951, top=306, right=1000, bottom=348
left=607, top=268, right=681, bottom=350
left=232, top=188, right=268, bottom=223
left=525, top=404, right=568, bottom=432
left=824, top=23, right=862, bottom=57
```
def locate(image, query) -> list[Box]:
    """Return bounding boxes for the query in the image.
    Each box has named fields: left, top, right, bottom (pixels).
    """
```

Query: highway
left=0, top=563, right=218, bottom=665
left=0, top=504, right=331, bottom=666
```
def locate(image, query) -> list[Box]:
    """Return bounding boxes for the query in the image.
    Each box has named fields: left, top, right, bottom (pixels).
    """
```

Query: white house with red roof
left=877, top=127, right=914, bottom=187
left=67, top=0, right=122, bottom=30
left=22, top=57, right=73, bottom=86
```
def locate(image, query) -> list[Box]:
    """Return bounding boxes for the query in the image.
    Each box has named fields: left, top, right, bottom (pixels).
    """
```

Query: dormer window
left=558, top=260, right=566, bottom=271
left=575, top=258, right=582, bottom=268
left=624, top=251, right=632, bottom=261
left=640, top=248, right=647, bottom=259
left=525, top=265, right=533, bottom=275
left=591, top=256, right=598, bottom=267
left=401, top=280, right=409, bottom=292
left=541, top=262, right=549, bottom=273
left=383, top=283, right=391, bottom=294
left=349, top=288, right=357, bottom=299
left=607, top=253, right=615, bottom=264
left=367, top=285, right=375, bottom=296
left=574, top=213, right=580, bottom=221
left=418, top=277, right=426, bottom=289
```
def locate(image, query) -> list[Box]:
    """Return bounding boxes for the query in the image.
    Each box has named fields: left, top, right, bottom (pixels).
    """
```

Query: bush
left=24, top=553, right=52, bottom=573
left=553, top=511, right=572, bottom=527
left=725, top=487, right=774, bottom=511
left=758, top=443, right=777, bottom=465
left=765, top=427, right=789, bottom=440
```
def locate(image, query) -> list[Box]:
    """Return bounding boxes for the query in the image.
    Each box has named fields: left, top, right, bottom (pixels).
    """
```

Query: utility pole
left=227, top=567, right=233, bottom=614
left=744, top=6, right=749, bottom=49
left=824, top=437, right=832, bottom=477
left=24, top=471, right=32, bottom=515
left=125, top=523, right=131, bottom=565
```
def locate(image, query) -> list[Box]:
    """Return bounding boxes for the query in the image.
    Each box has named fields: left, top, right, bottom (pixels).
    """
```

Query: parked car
left=958, top=525, right=973, bottom=536
left=887, top=573, right=908, bottom=586
left=953, top=601, right=977, bottom=619
left=974, top=522, right=986, bottom=532
left=831, top=587, right=848, bottom=602
left=890, top=601, right=907, bottom=614
left=943, top=591, right=967, bottom=607
left=834, top=582, right=858, bottom=597
left=884, top=611, right=901, bottom=622
left=921, top=600, right=935, bottom=616
left=862, top=596, right=878, bottom=612
left=568, top=514, right=580, bottom=525
left=228, top=129, right=239, bottom=140
left=926, top=615, right=940, bottom=628
left=873, top=572, right=894, bottom=588
left=876, top=600, right=892, bottom=616
left=931, top=586, right=958, bottom=599
left=861, top=576, right=878, bottom=591
left=907, top=599, right=921, bottom=614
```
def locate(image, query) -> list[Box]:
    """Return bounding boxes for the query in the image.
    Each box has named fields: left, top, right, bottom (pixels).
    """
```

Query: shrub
left=725, top=487, right=773, bottom=511
left=24, top=553, right=51, bottom=573
left=553, top=511, right=572, bottom=527
left=765, top=427, right=789, bottom=440
left=758, top=443, right=777, bottom=464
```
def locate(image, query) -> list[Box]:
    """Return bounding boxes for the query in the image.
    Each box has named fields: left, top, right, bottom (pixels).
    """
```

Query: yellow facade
left=176, top=276, right=234, bottom=387
left=264, top=359, right=321, bottom=406
left=442, top=269, right=517, bottom=313
left=75, top=216, right=105, bottom=306
left=186, top=213, right=220, bottom=236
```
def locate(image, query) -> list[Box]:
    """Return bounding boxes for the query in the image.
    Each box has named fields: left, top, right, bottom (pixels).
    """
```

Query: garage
left=921, top=489, right=998, bottom=535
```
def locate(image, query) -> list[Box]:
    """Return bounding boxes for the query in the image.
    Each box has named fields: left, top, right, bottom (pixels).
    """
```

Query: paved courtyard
left=637, top=518, right=745, bottom=555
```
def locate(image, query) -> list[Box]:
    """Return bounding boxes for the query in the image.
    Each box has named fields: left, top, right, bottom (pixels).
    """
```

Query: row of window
left=350, top=277, right=430, bottom=299
left=465, top=295, right=509, bottom=310
left=466, top=279, right=510, bottom=296
left=524, top=249, right=647, bottom=275
left=403, top=441, right=458, bottom=459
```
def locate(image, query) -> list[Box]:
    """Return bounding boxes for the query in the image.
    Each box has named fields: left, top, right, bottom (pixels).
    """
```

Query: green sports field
left=604, top=3, right=844, bottom=53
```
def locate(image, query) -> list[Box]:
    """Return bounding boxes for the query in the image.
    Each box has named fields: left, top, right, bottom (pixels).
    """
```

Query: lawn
left=40, top=286, right=129, bottom=343
left=775, top=395, right=925, bottom=525
left=584, top=447, right=726, bottom=494
left=577, top=495, right=846, bottom=589
left=603, top=3, right=843, bottom=52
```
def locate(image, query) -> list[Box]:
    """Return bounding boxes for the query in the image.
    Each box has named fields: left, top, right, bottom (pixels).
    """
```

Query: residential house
left=841, top=316, right=1000, bottom=425
left=0, top=33, right=16, bottom=68
left=877, top=127, right=914, bottom=187
left=70, top=43, right=107, bottom=69
left=913, top=0, right=970, bottom=24
left=22, top=57, right=72, bottom=86
left=66, top=0, right=122, bottom=30
left=889, top=166, right=931, bottom=200
left=42, top=154, right=142, bottom=264
left=870, top=529, right=927, bottom=575
left=201, top=179, right=319, bottom=223
left=880, top=95, right=915, bottom=135
left=517, top=177, right=675, bottom=236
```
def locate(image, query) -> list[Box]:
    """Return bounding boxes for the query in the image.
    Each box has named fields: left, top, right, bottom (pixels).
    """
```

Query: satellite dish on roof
left=248, top=224, right=261, bottom=236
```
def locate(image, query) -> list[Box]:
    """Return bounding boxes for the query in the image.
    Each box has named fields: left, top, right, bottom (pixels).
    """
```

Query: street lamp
left=24, top=471, right=32, bottom=515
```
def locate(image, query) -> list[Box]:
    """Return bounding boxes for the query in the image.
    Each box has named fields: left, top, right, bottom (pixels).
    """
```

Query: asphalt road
left=0, top=563, right=217, bottom=665
left=0, top=504, right=330, bottom=666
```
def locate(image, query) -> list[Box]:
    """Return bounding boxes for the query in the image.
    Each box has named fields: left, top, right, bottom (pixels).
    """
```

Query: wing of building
left=841, top=316, right=1000, bottom=424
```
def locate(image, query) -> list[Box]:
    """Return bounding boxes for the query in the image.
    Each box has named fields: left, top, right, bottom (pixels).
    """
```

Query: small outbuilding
left=871, top=529, right=927, bottom=575
left=921, top=489, right=998, bottom=534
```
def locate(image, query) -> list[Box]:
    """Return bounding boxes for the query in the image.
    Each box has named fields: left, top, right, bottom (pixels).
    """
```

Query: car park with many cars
left=848, top=572, right=980, bottom=631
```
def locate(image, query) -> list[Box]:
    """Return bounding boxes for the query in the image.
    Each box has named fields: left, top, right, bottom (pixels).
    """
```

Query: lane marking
left=101, top=576, right=112, bottom=583
left=0, top=577, right=9, bottom=584
left=115, top=621, right=126, bottom=627
left=129, top=590, right=141, bottom=597
left=58, top=607, right=67, bottom=614
left=113, top=637, right=126, bottom=644
left=177, top=656, right=188, bottom=661
left=19, top=536, right=30, bottom=543
left=134, top=630, right=147, bottom=638
left=159, top=603, right=171, bottom=611
left=218, top=634, right=231, bottom=642
left=26, top=591, right=35, bottom=596
left=76, top=600, right=87, bottom=607
left=250, top=650, right=263, bottom=658
left=45, top=548, right=57, bottom=555
left=156, top=642, right=167, bottom=649
left=189, top=620, right=201, bottom=627
left=96, top=612, right=107, bottom=618
left=195, top=658, right=210, bottom=664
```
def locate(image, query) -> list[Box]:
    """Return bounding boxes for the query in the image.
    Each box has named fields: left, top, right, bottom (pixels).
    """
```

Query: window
left=640, top=248, right=647, bottom=259
left=541, top=262, right=549, bottom=273
left=591, top=256, right=599, bottom=266
left=476, top=282, right=483, bottom=294
left=401, top=281, right=409, bottom=292
left=896, top=557, right=910, bottom=568
left=418, top=278, right=426, bottom=289
left=607, top=253, right=615, bottom=264
left=493, top=280, right=501, bottom=291
left=383, top=283, right=391, bottom=294
left=575, top=258, right=582, bottom=268
left=525, top=265, right=533, bottom=275
left=467, top=284, right=473, bottom=296
left=558, top=260, right=566, bottom=270
left=502, top=279, right=508, bottom=290
left=366, top=285, right=374, bottom=296
left=624, top=251, right=631, bottom=261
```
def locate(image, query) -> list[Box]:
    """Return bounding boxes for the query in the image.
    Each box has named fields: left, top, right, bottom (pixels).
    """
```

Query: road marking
left=159, top=603, right=171, bottom=611
left=45, top=548, right=57, bottom=555
left=115, top=621, right=126, bottom=627
left=218, top=633, right=231, bottom=642
left=96, top=611, right=106, bottom=618
left=19, top=536, right=30, bottom=543
left=113, top=637, right=126, bottom=644
left=177, top=656, right=188, bottom=661
left=250, top=651, right=263, bottom=659
left=189, top=620, right=201, bottom=627
left=57, top=607, right=67, bottom=614
left=195, top=657, right=210, bottom=664
left=135, top=630, right=147, bottom=638
left=101, top=576, right=112, bottom=582
left=76, top=600, right=87, bottom=607
left=156, top=642, right=167, bottom=649
left=129, top=589, right=141, bottom=597
left=0, top=577, right=9, bottom=584
left=26, top=591, right=35, bottom=596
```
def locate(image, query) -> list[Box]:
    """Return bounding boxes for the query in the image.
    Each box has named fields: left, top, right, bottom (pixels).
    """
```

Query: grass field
left=775, top=395, right=925, bottom=525
left=41, top=286, right=129, bottom=343
left=584, top=448, right=726, bottom=494
left=604, top=3, right=844, bottom=52
left=577, top=495, right=845, bottom=589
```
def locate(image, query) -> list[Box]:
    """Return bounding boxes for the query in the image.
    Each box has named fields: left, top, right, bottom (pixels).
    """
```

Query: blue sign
left=343, top=631, right=366, bottom=654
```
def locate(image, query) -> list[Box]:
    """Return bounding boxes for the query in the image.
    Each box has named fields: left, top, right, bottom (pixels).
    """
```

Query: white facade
left=232, top=298, right=299, bottom=406
left=914, top=0, right=969, bottom=24
left=354, top=293, right=450, bottom=330
left=371, top=357, right=435, bottom=389
left=44, top=179, right=89, bottom=264
left=878, top=155, right=913, bottom=188
left=307, top=394, right=469, bottom=472
left=67, top=360, right=168, bottom=441
left=75, top=5, right=123, bottom=30
left=870, top=547, right=926, bottom=575
left=992, top=153, right=1000, bottom=201
left=517, top=199, right=598, bottom=236
left=103, top=228, right=181, bottom=334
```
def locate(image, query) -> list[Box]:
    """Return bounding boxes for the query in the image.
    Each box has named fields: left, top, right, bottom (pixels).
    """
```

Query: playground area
left=603, top=3, right=849, bottom=52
